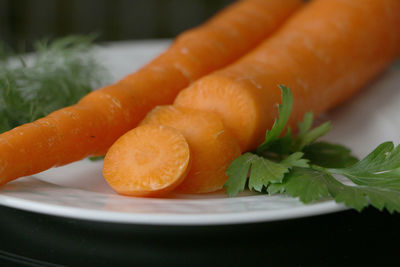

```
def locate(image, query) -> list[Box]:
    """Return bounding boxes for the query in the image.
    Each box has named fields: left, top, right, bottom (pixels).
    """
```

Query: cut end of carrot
left=141, top=105, right=241, bottom=194
left=102, top=124, right=191, bottom=197
left=174, top=74, right=263, bottom=151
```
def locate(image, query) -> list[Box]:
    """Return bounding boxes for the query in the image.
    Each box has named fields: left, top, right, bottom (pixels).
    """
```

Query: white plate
left=0, top=40, right=399, bottom=226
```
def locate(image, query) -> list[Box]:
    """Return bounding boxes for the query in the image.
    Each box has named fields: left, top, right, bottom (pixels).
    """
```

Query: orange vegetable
left=114, top=0, right=400, bottom=195
left=175, top=0, right=400, bottom=151
left=103, top=124, right=191, bottom=197
left=0, top=0, right=302, bottom=186
left=140, top=106, right=241, bottom=193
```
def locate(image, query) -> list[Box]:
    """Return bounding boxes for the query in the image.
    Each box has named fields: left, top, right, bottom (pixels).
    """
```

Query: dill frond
left=0, top=35, right=110, bottom=133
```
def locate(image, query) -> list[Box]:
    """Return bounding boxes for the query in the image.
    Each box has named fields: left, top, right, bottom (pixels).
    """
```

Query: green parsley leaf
left=225, top=85, right=400, bottom=214
left=256, top=85, right=292, bottom=154
left=329, top=142, right=400, bottom=191
left=296, top=112, right=313, bottom=136
left=224, top=153, right=254, bottom=197
left=247, top=155, right=288, bottom=192
left=260, top=127, right=293, bottom=158
left=276, top=167, right=400, bottom=213
left=224, top=151, right=310, bottom=197
left=268, top=167, right=331, bottom=203
left=224, top=153, right=290, bottom=196
left=302, top=141, right=358, bottom=168
left=281, top=152, right=309, bottom=168
left=294, top=120, right=332, bottom=151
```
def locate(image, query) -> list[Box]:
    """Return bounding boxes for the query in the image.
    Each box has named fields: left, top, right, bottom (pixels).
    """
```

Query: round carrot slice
left=103, top=124, right=191, bottom=197
left=141, top=105, right=241, bottom=193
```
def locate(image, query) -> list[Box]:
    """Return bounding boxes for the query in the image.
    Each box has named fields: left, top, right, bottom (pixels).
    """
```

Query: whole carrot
left=0, top=0, right=303, bottom=185
left=105, top=0, right=400, bottom=195
left=175, top=0, right=400, bottom=151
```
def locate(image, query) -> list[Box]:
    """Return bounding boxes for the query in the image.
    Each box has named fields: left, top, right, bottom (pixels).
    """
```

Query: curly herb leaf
left=302, top=142, right=358, bottom=168
left=329, top=142, right=400, bottom=191
left=276, top=167, right=400, bottom=213
left=256, top=85, right=293, bottom=155
left=225, top=86, right=400, bottom=213
left=224, top=153, right=255, bottom=197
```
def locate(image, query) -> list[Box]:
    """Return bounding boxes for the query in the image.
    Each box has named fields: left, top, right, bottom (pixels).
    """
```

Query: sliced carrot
left=175, top=0, right=400, bottom=152
left=106, top=0, right=400, bottom=197
left=104, top=0, right=400, bottom=196
left=103, top=124, right=191, bottom=197
left=174, top=75, right=263, bottom=152
left=141, top=106, right=241, bottom=193
left=0, top=0, right=302, bottom=185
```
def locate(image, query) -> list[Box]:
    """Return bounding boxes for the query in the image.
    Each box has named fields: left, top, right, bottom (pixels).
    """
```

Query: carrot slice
left=0, top=0, right=302, bottom=185
left=174, top=76, right=262, bottom=152
left=175, top=0, right=400, bottom=151
left=141, top=106, right=241, bottom=193
left=103, top=124, right=190, bottom=197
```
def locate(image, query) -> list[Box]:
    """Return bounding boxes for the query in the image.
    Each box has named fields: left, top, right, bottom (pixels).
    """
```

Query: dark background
left=0, top=204, right=399, bottom=266
left=0, top=0, right=234, bottom=50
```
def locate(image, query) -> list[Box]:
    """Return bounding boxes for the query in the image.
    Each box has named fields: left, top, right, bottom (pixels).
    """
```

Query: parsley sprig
left=224, top=85, right=400, bottom=213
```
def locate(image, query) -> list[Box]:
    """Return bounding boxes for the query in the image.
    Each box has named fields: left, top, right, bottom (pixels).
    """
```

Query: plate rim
left=0, top=192, right=347, bottom=226
left=0, top=177, right=348, bottom=226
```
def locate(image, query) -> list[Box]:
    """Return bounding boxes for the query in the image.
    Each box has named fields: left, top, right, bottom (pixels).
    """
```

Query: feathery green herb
left=224, top=86, right=400, bottom=213
left=0, top=35, right=109, bottom=133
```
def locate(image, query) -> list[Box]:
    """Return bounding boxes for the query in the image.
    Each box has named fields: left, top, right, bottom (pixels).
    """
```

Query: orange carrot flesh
left=174, top=76, right=263, bottom=152
left=104, top=0, right=400, bottom=197
left=175, top=0, right=400, bottom=152
left=141, top=106, right=241, bottom=193
left=103, top=124, right=191, bottom=197
left=106, top=0, right=400, bottom=196
left=137, top=0, right=303, bottom=84
left=0, top=0, right=303, bottom=185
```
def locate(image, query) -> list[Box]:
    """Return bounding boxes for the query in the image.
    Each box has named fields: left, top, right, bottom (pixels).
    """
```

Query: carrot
left=175, top=0, right=400, bottom=152
left=102, top=124, right=191, bottom=197
left=111, top=0, right=400, bottom=196
left=0, top=0, right=302, bottom=185
left=140, top=106, right=241, bottom=193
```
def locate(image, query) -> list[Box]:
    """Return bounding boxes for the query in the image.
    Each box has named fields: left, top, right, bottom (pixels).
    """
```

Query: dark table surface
left=0, top=204, right=398, bottom=266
